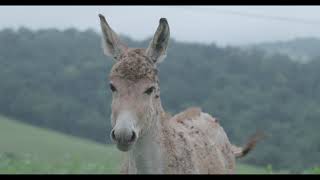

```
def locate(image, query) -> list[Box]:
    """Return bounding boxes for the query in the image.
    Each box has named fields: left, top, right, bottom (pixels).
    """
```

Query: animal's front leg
left=119, top=160, right=129, bottom=174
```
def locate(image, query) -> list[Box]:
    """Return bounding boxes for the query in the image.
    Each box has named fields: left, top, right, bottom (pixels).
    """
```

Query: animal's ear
left=146, top=18, right=170, bottom=64
left=99, top=14, right=128, bottom=60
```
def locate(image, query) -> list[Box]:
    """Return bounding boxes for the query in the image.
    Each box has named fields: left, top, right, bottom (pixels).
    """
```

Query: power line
left=174, top=6, right=320, bottom=25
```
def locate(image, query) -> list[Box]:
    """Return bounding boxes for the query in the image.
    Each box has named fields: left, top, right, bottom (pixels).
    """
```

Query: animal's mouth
left=116, top=142, right=134, bottom=152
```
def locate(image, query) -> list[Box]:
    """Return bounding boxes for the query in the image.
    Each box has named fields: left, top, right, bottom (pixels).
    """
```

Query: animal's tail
left=231, top=131, right=266, bottom=158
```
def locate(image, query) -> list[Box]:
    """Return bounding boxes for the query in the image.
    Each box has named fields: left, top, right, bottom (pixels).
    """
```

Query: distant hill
left=242, top=37, right=320, bottom=63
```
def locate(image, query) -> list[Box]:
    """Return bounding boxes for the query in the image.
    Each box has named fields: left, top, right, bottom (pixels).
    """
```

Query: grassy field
left=0, top=115, right=282, bottom=174
left=0, top=115, right=122, bottom=173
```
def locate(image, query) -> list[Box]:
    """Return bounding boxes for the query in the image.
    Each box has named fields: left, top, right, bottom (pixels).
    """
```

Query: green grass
left=0, top=115, right=283, bottom=174
left=0, top=115, right=122, bottom=174
left=236, top=164, right=270, bottom=174
left=303, top=166, right=320, bottom=174
left=236, top=164, right=290, bottom=174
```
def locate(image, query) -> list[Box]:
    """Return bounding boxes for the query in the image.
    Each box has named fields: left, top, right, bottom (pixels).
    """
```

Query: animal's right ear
left=99, top=14, right=127, bottom=60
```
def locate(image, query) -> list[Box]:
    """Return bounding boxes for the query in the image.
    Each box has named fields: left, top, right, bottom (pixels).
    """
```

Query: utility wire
left=174, top=6, right=320, bottom=25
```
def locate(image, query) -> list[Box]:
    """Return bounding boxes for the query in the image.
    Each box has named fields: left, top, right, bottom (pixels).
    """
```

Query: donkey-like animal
left=98, top=14, right=261, bottom=174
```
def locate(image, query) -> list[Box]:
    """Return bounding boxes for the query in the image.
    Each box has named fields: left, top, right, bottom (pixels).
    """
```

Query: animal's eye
left=144, top=86, right=155, bottom=95
left=109, top=83, right=117, bottom=92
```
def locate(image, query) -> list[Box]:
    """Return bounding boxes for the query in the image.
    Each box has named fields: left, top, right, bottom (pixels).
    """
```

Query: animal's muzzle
left=111, top=128, right=137, bottom=144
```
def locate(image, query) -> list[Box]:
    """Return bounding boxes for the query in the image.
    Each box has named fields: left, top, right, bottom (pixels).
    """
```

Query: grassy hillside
left=0, top=115, right=122, bottom=173
left=0, top=115, right=276, bottom=174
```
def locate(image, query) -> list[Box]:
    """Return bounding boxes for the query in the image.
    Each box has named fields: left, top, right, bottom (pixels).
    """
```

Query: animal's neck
left=128, top=100, right=167, bottom=174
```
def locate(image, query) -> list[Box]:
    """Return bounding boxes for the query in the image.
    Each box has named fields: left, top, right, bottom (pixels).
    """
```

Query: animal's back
left=164, top=107, right=236, bottom=174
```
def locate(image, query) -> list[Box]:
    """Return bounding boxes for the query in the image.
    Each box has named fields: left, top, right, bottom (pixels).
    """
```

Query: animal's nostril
left=130, top=131, right=137, bottom=142
left=111, top=130, right=116, bottom=141
left=111, top=128, right=137, bottom=144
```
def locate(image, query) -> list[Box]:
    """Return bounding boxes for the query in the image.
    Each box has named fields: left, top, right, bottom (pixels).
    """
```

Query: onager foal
left=98, top=14, right=261, bottom=174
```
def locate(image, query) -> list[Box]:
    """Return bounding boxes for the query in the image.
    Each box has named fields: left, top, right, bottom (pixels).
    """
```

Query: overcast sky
left=0, top=6, right=319, bottom=46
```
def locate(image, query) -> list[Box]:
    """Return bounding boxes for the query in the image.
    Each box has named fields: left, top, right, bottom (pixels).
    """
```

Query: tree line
left=0, top=27, right=319, bottom=171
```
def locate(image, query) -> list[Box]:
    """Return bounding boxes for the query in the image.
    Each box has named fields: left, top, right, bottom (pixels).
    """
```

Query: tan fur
left=174, top=107, right=202, bottom=123
left=162, top=108, right=236, bottom=174
left=99, top=15, right=259, bottom=174
left=110, top=48, right=260, bottom=173
left=119, top=108, right=238, bottom=174
left=110, top=48, right=157, bottom=82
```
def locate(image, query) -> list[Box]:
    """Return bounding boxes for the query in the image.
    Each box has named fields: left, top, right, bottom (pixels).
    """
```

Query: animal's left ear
left=146, top=18, right=170, bottom=64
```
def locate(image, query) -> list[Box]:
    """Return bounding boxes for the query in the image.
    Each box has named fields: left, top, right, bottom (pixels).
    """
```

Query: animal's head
left=98, top=14, right=170, bottom=151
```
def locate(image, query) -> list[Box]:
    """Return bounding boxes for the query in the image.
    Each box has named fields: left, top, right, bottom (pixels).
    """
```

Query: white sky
left=0, top=6, right=319, bottom=46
